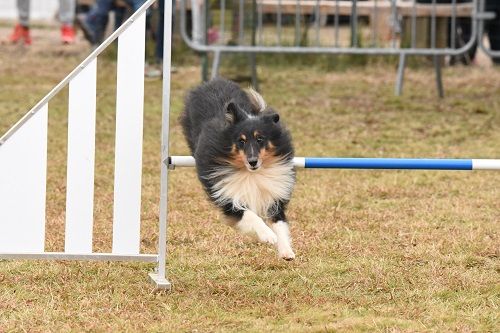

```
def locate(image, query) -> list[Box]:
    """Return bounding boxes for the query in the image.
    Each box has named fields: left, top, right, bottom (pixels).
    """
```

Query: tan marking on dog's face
left=217, top=144, right=238, bottom=165
left=240, top=134, right=247, bottom=142
left=253, top=131, right=261, bottom=138
left=260, top=145, right=281, bottom=167
left=226, top=146, right=247, bottom=169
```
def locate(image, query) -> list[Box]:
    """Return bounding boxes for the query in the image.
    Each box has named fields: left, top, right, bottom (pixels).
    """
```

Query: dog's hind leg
left=224, top=208, right=277, bottom=245
left=270, top=203, right=295, bottom=261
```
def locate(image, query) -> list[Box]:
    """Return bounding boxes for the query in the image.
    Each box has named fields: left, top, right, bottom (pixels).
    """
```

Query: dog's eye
left=256, top=137, right=264, bottom=143
left=238, top=139, right=246, bottom=146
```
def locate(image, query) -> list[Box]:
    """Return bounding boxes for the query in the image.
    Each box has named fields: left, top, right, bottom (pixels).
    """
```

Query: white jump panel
left=65, top=59, right=97, bottom=254
left=112, top=12, right=146, bottom=254
left=0, top=105, right=48, bottom=253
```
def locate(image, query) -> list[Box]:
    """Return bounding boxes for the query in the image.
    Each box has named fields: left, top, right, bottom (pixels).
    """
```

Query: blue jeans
left=155, top=0, right=175, bottom=61
left=86, top=0, right=146, bottom=44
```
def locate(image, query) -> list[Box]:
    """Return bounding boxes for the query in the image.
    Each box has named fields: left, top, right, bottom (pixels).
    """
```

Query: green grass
left=0, top=39, right=499, bottom=332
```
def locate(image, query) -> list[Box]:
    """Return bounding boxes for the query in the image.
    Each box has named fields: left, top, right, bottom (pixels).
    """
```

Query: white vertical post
left=65, top=59, right=97, bottom=254
left=155, top=0, right=174, bottom=288
left=0, top=104, right=48, bottom=253
left=112, top=12, right=146, bottom=254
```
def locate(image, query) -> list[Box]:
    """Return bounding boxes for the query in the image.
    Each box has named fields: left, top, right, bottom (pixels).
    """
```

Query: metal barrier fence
left=180, top=0, right=498, bottom=96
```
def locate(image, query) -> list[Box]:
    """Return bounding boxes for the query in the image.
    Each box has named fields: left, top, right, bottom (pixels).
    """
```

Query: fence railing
left=180, top=0, right=498, bottom=96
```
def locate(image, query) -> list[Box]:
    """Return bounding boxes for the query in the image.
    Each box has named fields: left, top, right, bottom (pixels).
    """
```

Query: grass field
left=0, top=29, right=499, bottom=332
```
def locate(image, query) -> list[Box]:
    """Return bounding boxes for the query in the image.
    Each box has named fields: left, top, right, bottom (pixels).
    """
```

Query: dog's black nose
left=248, top=159, right=258, bottom=168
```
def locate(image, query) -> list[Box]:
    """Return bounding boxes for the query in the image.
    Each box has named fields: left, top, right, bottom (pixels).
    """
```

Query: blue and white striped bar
left=168, top=156, right=500, bottom=170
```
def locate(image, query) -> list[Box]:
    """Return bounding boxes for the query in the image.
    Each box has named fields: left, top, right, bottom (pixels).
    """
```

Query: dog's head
left=224, top=100, right=284, bottom=172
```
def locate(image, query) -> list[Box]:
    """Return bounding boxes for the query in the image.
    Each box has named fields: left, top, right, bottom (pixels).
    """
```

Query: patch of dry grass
left=0, top=35, right=499, bottom=332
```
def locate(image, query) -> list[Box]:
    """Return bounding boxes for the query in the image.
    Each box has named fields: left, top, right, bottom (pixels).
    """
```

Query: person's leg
left=58, top=0, right=76, bottom=26
left=113, top=5, right=126, bottom=30
left=86, top=0, right=114, bottom=45
left=486, top=9, right=500, bottom=64
left=59, top=0, right=76, bottom=43
left=450, top=17, right=477, bottom=65
left=17, top=0, right=30, bottom=27
left=127, top=0, right=146, bottom=11
left=155, top=0, right=165, bottom=62
left=10, top=0, right=31, bottom=44
left=148, top=0, right=178, bottom=76
left=190, top=0, right=206, bottom=44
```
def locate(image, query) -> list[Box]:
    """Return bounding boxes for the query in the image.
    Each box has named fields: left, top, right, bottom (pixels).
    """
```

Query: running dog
left=181, top=78, right=296, bottom=260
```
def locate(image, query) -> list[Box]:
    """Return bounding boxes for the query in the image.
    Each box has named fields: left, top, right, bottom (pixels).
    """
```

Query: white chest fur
left=208, top=161, right=295, bottom=217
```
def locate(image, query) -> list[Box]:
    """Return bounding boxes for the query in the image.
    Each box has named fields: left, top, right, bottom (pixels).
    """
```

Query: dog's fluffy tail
left=246, top=87, right=267, bottom=113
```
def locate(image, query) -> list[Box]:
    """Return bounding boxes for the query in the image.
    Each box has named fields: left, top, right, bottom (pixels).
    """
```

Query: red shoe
left=9, top=24, right=31, bottom=45
left=61, top=25, right=75, bottom=44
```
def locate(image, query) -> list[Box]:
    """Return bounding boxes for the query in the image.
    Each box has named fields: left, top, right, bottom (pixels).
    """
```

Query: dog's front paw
left=255, top=226, right=278, bottom=245
left=278, top=247, right=295, bottom=261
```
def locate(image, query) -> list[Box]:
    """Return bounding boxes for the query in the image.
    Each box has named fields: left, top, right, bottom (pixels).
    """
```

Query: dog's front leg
left=270, top=204, right=295, bottom=261
left=271, top=220, right=295, bottom=261
left=223, top=207, right=277, bottom=244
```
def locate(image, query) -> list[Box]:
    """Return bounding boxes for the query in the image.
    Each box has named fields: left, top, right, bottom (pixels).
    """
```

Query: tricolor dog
left=181, top=78, right=296, bottom=260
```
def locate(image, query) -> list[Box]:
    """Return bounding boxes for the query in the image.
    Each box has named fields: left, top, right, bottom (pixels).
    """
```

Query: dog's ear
left=225, top=101, right=245, bottom=125
left=263, top=112, right=280, bottom=124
